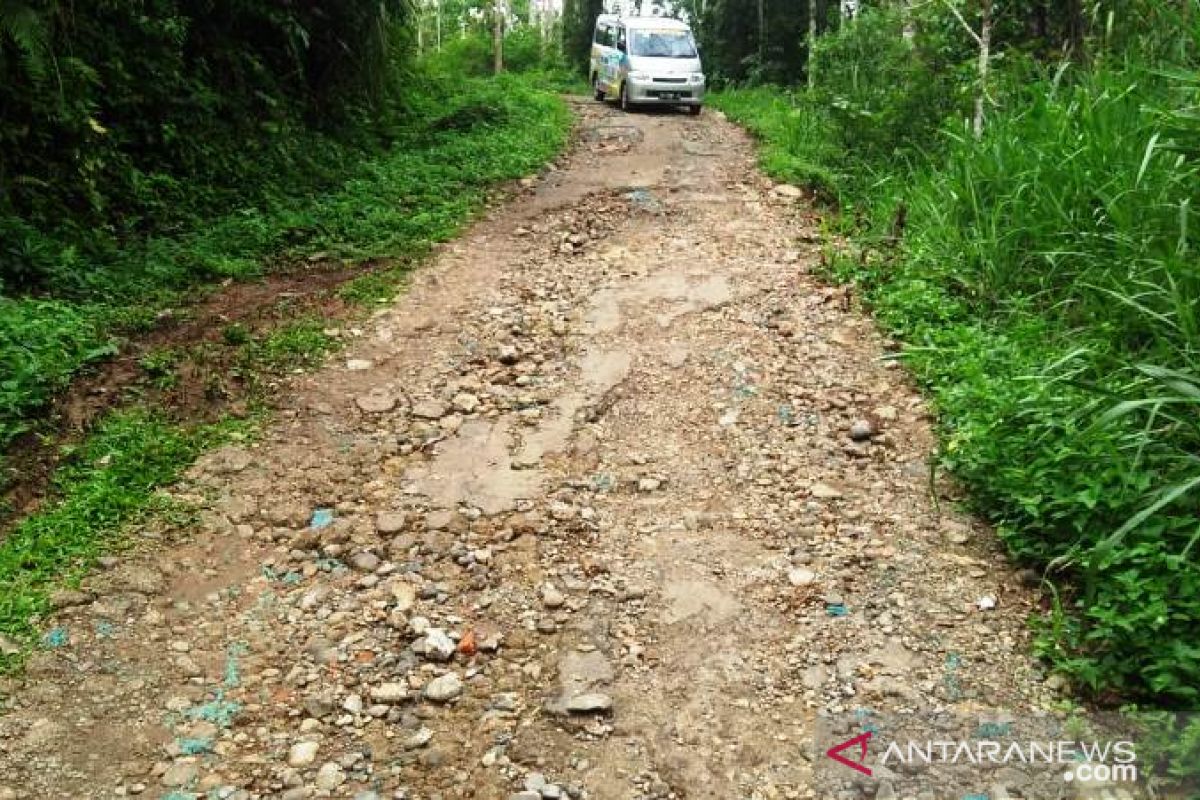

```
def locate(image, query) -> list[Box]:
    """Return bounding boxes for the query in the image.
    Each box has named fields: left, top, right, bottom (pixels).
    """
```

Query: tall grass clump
left=886, top=65, right=1200, bottom=702
left=715, top=6, right=1200, bottom=706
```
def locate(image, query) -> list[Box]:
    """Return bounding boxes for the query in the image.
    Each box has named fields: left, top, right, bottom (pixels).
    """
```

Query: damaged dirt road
left=0, top=100, right=1079, bottom=800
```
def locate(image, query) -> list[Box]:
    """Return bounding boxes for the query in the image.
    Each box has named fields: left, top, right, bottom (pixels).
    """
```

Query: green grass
left=713, top=56, right=1200, bottom=705
left=0, top=68, right=572, bottom=671
left=0, top=70, right=570, bottom=458
left=0, top=411, right=249, bottom=670
left=241, top=320, right=340, bottom=374
left=711, top=87, right=841, bottom=199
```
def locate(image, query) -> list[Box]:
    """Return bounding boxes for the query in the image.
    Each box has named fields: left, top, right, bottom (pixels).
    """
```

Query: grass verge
left=0, top=70, right=572, bottom=672
left=713, top=66, right=1200, bottom=705
left=714, top=67, right=1200, bottom=782
left=0, top=70, right=571, bottom=457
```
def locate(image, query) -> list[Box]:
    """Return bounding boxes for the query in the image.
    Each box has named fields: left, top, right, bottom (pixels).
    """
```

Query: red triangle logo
left=826, top=731, right=874, bottom=776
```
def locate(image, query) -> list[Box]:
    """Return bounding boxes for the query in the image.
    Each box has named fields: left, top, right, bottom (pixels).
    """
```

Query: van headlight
left=690, top=73, right=705, bottom=84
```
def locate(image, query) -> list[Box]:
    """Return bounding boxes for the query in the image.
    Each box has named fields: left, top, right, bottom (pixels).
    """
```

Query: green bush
left=715, top=7, right=1200, bottom=704
left=0, top=299, right=111, bottom=447
left=811, top=6, right=962, bottom=165
left=857, top=64, right=1200, bottom=703
left=423, top=27, right=568, bottom=80
left=0, top=1, right=412, bottom=294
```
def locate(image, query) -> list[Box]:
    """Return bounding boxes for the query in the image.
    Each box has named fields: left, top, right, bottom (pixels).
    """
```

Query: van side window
left=594, top=23, right=606, bottom=45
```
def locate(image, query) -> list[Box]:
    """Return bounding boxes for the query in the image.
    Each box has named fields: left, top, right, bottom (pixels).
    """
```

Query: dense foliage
left=0, top=0, right=573, bottom=455
left=714, top=0, right=1200, bottom=708
left=561, top=0, right=605, bottom=75
left=0, top=17, right=572, bottom=663
left=0, top=1, right=416, bottom=295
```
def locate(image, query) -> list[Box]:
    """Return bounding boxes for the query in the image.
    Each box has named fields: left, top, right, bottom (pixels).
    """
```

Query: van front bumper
left=626, top=77, right=705, bottom=105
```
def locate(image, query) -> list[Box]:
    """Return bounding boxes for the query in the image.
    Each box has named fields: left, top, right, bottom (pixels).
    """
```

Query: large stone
left=375, top=512, right=408, bottom=534
left=452, top=392, right=481, bottom=413
left=849, top=419, right=876, bottom=441
left=287, top=740, right=319, bottom=767
left=414, top=628, right=456, bottom=662
left=356, top=393, right=396, bottom=414
left=314, top=762, right=345, bottom=791
left=412, top=400, right=448, bottom=420
left=565, top=693, right=613, bottom=714
left=161, top=762, right=199, bottom=788
left=390, top=581, right=417, bottom=612
left=424, top=672, right=464, bottom=702
left=810, top=482, right=844, bottom=499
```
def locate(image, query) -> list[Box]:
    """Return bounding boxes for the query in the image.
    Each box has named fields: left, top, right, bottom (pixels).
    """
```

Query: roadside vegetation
left=0, top=1, right=572, bottom=667
left=705, top=0, right=1198, bottom=774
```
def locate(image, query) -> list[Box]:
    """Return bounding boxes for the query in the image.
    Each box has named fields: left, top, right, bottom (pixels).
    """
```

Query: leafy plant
left=714, top=6, right=1200, bottom=703
left=0, top=0, right=49, bottom=80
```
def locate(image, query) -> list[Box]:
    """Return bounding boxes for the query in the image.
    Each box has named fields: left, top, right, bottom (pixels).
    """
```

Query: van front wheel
left=592, top=74, right=605, bottom=101
left=688, top=104, right=702, bottom=116
left=620, top=82, right=631, bottom=112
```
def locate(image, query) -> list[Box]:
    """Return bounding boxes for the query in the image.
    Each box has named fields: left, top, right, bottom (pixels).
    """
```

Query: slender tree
left=941, top=0, right=994, bottom=138
left=493, top=0, right=504, bottom=73
left=757, top=0, right=766, bottom=67
left=807, top=0, right=817, bottom=86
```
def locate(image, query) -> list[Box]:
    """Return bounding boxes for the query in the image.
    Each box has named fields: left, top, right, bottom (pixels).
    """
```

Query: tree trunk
left=493, top=0, right=504, bottom=74
left=807, top=0, right=817, bottom=87
left=1066, top=0, right=1084, bottom=58
left=436, top=0, right=442, bottom=52
left=757, top=0, right=766, bottom=66
left=973, top=0, right=993, bottom=139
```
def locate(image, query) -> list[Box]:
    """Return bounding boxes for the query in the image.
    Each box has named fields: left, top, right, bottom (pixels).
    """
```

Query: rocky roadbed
left=0, top=100, right=1129, bottom=800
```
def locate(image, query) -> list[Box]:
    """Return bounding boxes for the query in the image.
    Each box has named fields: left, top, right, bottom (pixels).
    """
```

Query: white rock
left=370, top=683, right=408, bottom=704
left=810, top=482, right=844, bottom=499
left=356, top=392, right=396, bottom=413
left=390, top=581, right=417, bottom=612
left=788, top=568, right=817, bottom=586
left=314, top=762, right=345, bottom=791
left=287, top=740, right=319, bottom=767
left=541, top=584, right=566, bottom=609
left=375, top=511, right=408, bottom=534
left=411, top=400, right=448, bottom=419
left=452, top=392, right=481, bottom=413
left=403, top=727, right=434, bottom=749
left=424, top=672, right=464, bottom=702
left=415, top=628, right=456, bottom=661
left=565, top=692, right=613, bottom=713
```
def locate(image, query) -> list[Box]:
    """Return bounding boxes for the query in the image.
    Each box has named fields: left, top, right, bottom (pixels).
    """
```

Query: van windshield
left=629, top=29, right=697, bottom=58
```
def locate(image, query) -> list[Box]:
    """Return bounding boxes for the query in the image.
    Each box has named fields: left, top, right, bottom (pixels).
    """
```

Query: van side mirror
left=616, top=41, right=627, bottom=53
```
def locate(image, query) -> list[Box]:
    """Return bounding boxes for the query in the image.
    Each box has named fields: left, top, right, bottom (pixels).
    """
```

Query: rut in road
left=0, top=99, right=1065, bottom=800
